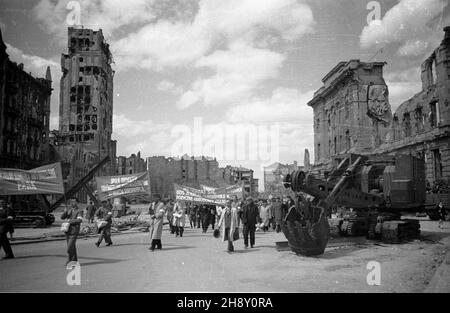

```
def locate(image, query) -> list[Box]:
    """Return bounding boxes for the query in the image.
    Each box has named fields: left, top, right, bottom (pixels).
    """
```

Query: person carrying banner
left=173, top=201, right=186, bottom=237
left=61, top=197, right=83, bottom=265
left=201, top=205, right=212, bottom=233
left=196, top=204, right=203, bottom=229
left=0, top=199, right=14, bottom=259
left=210, top=206, right=217, bottom=230
left=95, top=200, right=113, bottom=247
left=217, top=200, right=240, bottom=252
left=166, top=200, right=175, bottom=234
left=188, top=204, right=197, bottom=228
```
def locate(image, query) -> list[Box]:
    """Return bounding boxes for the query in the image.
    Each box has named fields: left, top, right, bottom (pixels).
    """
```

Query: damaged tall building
left=57, top=27, right=116, bottom=201
left=308, top=27, right=450, bottom=208
left=0, top=28, right=52, bottom=170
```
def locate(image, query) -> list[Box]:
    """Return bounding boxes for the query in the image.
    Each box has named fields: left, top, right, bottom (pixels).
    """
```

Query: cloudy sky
left=0, top=0, right=449, bottom=188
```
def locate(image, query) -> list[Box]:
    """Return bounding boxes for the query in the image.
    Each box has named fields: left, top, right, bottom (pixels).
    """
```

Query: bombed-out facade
left=57, top=27, right=116, bottom=201
left=309, top=27, right=450, bottom=207
left=0, top=29, right=52, bottom=170
left=147, top=156, right=259, bottom=199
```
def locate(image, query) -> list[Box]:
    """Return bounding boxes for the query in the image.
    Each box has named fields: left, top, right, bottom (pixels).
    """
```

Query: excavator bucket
left=281, top=201, right=330, bottom=256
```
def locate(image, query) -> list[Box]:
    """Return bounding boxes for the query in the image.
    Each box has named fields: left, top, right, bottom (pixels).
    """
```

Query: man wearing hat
left=241, top=196, right=260, bottom=248
left=61, top=197, right=83, bottom=265
left=95, top=200, right=113, bottom=247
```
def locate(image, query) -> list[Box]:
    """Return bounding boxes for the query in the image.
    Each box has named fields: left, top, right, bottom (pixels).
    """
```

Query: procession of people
left=1, top=192, right=448, bottom=262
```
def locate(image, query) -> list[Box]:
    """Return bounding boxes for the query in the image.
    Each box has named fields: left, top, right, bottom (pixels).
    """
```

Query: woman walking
left=173, top=201, right=186, bottom=237
left=149, top=208, right=164, bottom=251
left=259, top=200, right=271, bottom=232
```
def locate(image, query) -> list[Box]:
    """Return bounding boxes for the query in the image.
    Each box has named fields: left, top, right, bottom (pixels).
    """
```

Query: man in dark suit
left=0, top=199, right=14, bottom=259
left=242, top=197, right=260, bottom=248
left=61, top=197, right=83, bottom=265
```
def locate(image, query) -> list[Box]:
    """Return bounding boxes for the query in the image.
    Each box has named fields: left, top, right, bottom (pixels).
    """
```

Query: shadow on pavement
left=161, top=245, right=195, bottom=251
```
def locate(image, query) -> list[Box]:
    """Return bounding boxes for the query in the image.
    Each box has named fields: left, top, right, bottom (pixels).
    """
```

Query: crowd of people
left=146, top=194, right=296, bottom=253
left=1, top=194, right=446, bottom=262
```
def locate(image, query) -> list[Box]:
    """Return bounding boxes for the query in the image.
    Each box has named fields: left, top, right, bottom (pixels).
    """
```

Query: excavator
left=281, top=153, right=425, bottom=256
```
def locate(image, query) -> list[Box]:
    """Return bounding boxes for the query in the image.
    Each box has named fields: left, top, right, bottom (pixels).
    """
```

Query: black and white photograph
left=0, top=0, right=449, bottom=298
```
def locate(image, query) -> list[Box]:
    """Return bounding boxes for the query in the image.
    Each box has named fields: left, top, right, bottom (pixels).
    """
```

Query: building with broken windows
left=57, top=27, right=116, bottom=201
left=147, top=155, right=259, bottom=200
left=0, top=29, right=52, bottom=169
left=116, top=152, right=147, bottom=175
left=264, top=161, right=301, bottom=194
left=308, top=60, right=392, bottom=166
left=308, top=27, right=450, bottom=207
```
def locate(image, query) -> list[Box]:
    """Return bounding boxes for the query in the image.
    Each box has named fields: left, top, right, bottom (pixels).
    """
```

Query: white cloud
left=5, top=43, right=59, bottom=77
left=111, top=0, right=314, bottom=71
left=156, top=79, right=183, bottom=95
left=177, top=41, right=285, bottom=109
left=360, top=0, right=446, bottom=56
left=226, top=88, right=314, bottom=123
left=385, top=67, right=422, bottom=111
left=33, top=0, right=158, bottom=44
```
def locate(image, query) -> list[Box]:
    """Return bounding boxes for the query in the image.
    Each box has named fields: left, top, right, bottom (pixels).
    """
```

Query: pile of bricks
left=380, top=219, right=420, bottom=243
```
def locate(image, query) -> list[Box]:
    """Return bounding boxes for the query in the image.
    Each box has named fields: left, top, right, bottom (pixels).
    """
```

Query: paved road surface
left=1, top=222, right=449, bottom=292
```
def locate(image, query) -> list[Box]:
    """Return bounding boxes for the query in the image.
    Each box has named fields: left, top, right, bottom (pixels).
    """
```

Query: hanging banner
left=175, top=183, right=243, bottom=205
left=96, top=172, right=150, bottom=200
left=0, top=162, right=65, bottom=195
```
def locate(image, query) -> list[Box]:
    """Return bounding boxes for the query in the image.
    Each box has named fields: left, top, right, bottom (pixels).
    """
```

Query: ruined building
left=376, top=27, right=450, bottom=193
left=0, top=28, right=52, bottom=169
left=309, top=27, right=450, bottom=207
left=147, top=155, right=259, bottom=199
left=116, top=152, right=147, bottom=175
left=264, top=161, right=301, bottom=194
left=57, top=27, right=116, bottom=201
left=308, top=60, right=392, bottom=166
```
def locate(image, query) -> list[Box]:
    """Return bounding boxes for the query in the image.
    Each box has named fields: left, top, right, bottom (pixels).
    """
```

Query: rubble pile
left=379, top=220, right=420, bottom=244
left=112, top=213, right=151, bottom=232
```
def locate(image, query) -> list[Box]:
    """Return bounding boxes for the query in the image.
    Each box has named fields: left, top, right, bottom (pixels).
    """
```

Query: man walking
left=188, top=204, right=197, bottom=228
left=95, top=200, right=113, bottom=247
left=272, top=197, right=283, bottom=233
left=61, top=197, right=83, bottom=265
left=217, top=200, right=240, bottom=252
left=202, top=205, right=212, bottom=233
left=86, top=201, right=96, bottom=224
left=242, top=197, right=259, bottom=248
left=0, top=199, right=14, bottom=259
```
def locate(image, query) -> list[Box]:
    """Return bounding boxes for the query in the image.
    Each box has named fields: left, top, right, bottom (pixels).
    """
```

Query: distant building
left=117, top=152, right=147, bottom=175
left=222, top=165, right=259, bottom=197
left=0, top=28, right=52, bottom=169
left=147, top=155, right=258, bottom=199
left=56, top=27, right=116, bottom=201
left=264, top=162, right=301, bottom=194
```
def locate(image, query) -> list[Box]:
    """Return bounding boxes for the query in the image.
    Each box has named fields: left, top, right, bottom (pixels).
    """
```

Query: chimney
left=443, top=26, right=450, bottom=45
